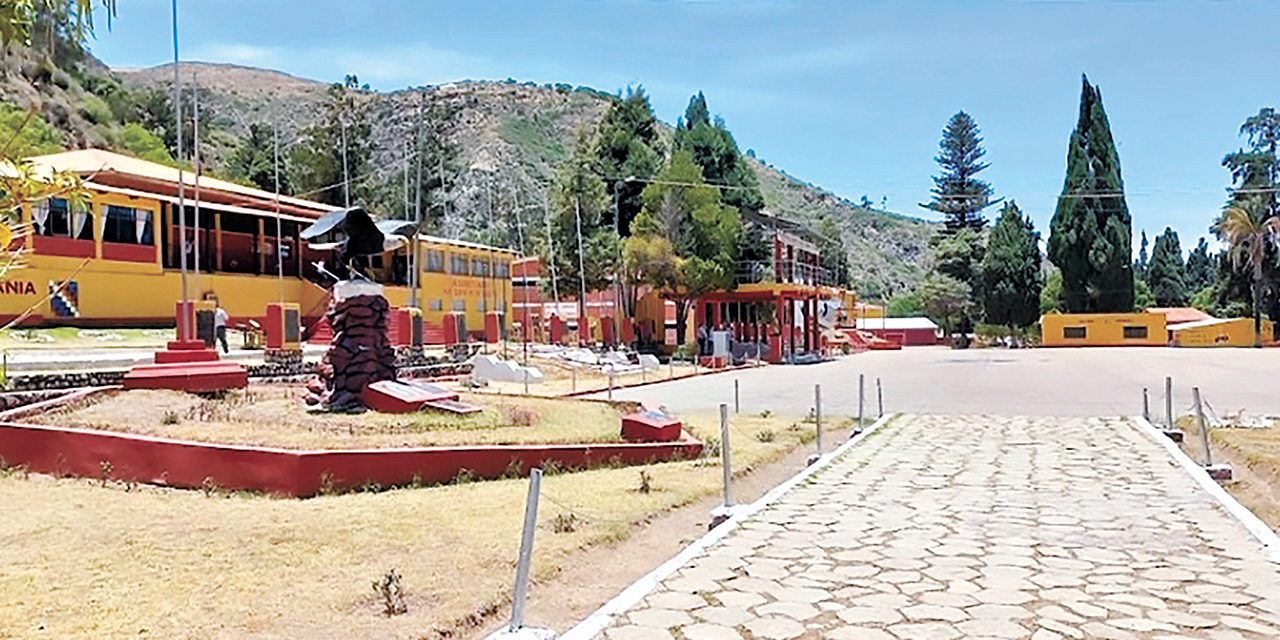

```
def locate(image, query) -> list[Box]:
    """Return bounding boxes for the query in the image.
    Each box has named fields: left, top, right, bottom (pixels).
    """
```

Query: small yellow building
left=1169, top=317, right=1273, bottom=347
left=1040, top=313, right=1167, bottom=347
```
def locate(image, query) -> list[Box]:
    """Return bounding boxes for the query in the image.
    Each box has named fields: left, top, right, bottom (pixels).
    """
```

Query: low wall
left=0, top=421, right=703, bottom=497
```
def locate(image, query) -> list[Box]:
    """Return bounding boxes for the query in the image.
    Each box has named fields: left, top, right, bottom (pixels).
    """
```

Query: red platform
left=362, top=380, right=481, bottom=414
left=621, top=403, right=684, bottom=443
left=122, top=340, right=248, bottom=393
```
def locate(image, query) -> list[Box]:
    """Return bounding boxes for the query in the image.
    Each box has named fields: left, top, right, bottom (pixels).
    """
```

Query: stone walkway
left=592, top=415, right=1280, bottom=639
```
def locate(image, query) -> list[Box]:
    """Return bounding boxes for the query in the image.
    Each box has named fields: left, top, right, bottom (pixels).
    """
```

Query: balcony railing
left=736, top=259, right=836, bottom=287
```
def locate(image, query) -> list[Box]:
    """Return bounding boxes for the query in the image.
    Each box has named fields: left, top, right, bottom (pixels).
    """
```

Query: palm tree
left=1212, top=196, right=1280, bottom=346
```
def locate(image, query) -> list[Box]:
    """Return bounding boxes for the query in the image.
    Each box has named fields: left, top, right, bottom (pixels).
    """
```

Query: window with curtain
left=426, top=250, right=445, bottom=272
left=451, top=254, right=469, bottom=275
left=102, top=205, right=154, bottom=245
left=35, top=198, right=91, bottom=238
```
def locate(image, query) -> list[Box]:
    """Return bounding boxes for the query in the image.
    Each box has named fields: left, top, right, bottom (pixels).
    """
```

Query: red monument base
left=123, top=340, right=248, bottom=393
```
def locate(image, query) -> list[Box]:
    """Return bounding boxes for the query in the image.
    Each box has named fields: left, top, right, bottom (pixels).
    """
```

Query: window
left=472, top=257, right=490, bottom=278
left=1123, top=326, right=1148, bottom=340
left=452, top=299, right=466, bottom=311
left=1063, top=326, right=1086, bottom=339
left=102, top=205, right=154, bottom=245
left=426, top=250, right=445, bottom=273
left=450, top=254, right=469, bottom=275
left=34, top=198, right=91, bottom=239
left=429, top=299, right=443, bottom=311
left=495, top=260, right=510, bottom=279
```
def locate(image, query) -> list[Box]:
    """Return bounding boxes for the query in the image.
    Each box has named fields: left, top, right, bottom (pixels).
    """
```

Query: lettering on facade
left=0, top=280, right=36, bottom=295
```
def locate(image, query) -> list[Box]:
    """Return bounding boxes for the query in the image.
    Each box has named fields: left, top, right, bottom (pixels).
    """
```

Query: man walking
left=214, top=304, right=230, bottom=354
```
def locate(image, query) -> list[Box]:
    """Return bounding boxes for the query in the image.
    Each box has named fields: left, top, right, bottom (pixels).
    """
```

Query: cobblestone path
left=594, top=415, right=1280, bottom=639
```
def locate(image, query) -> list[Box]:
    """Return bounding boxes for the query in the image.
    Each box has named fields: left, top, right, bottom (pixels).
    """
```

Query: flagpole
left=171, top=0, right=189, bottom=341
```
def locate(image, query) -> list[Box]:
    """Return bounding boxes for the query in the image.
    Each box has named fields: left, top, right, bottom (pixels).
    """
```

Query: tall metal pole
left=170, top=0, right=189, bottom=341
left=508, top=467, right=542, bottom=631
left=341, top=118, right=350, bottom=208
left=192, top=75, right=201, bottom=297
left=274, top=120, right=283, bottom=297
left=574, top=197, right=587, bottom=346
left=858, top=374, right=865, bottom=429
left=412, top=91, right=425, bottom=308
left=545, top=191, right=559, bottom=317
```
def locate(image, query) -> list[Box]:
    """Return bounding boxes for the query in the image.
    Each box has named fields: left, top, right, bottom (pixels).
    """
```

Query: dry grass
left=1175, top=417, right=1280, bottom=532
left=0, top=409, right=827, bottom=639
left=27, top=388, right=626, bottom=450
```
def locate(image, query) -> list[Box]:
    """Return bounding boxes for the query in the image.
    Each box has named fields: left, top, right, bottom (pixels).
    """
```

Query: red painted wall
left=0, top=422, right=703, bottom=497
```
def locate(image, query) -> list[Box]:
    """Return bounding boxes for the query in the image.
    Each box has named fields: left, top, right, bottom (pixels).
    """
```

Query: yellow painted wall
left=1040, top=313, right=1167, bottom=347
left=416, top=238, right=514, bottom=334
left=1171, top=318, right=1274, bottom=347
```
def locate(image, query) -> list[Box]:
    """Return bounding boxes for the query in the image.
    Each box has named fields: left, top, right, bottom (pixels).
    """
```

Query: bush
left=78, top=95, right=112, bottom=125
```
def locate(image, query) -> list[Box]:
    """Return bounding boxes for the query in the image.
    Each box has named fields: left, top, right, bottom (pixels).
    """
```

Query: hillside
left=19, top=58, right=936, bottom=299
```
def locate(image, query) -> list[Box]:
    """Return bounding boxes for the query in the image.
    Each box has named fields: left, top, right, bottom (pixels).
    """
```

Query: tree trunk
left=673, top=298, right=692, bottom=352
left=1254, top=281, right=1263, bottom=348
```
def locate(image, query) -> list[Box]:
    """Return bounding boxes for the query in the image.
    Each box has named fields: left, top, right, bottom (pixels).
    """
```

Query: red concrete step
left=307, top=315, right=334, bottom=345
left=122, top=361, right=248, bottom=393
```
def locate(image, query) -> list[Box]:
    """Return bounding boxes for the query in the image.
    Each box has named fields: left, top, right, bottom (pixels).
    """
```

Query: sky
left=86, top=0, right=1280, bottom=255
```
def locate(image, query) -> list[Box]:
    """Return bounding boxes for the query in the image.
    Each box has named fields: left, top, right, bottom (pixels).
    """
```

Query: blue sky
left=88, top=0, right=1280, bottom=255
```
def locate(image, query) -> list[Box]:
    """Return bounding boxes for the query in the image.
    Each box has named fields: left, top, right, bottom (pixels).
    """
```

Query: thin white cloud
left=187, top=42, right=284, bottom=68
left=326, top=43, right=493, bottom=86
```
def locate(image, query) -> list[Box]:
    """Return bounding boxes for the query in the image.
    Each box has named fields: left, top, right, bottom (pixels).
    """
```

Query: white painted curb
left=1131, top=416, right=1280, bottom=564
left=557, top=413, right=897, bottom=640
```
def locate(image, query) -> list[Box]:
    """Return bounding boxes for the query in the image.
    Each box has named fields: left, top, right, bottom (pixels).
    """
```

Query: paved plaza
left=601, top=347, right=1280, bottom=418
left=586, top=415, right=1280, bottom=639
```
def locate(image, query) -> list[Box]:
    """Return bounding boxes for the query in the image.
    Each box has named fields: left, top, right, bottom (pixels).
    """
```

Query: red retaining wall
left=0, top=422, right=703, bottom=497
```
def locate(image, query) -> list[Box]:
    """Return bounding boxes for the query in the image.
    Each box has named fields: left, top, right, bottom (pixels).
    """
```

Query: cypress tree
left=1185, top=238, right=1215, bottom=293
left=1134, top=230, right=1149, bottom=280
left=1147, top=227, right=1187, bottom=307
left=1047, top=75, right=1134, bottom=313
left=596, top=86, right=662, bottom=236
left=921, top=111, right=999, bottom=232
left=981, top=201, right=1042, bottom=331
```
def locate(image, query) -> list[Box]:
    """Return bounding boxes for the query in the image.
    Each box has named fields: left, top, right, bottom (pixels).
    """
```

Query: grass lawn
left=28, top=387, right=632, bottom=450
left=0, top=327, right=174, bottom=350
left=0, top=409, right=841, bottom=639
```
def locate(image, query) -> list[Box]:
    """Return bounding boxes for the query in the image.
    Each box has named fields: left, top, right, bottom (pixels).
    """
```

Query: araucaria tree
left=981, top=201, right=1042, bottom=335
left=921, top=111, right=999, bottom=232
left=1047, top=75, right=1134, bottom=313
left=1147, top=227, right=1187, bottom=307
left=627, top=150, right=741, bottom=344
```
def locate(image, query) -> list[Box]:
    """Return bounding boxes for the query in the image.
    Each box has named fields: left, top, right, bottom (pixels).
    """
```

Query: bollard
left=571, top=367, right=576, bottom=394
left=1193, top=387, right=1212, bottom=467
left=607, top=370, right=614, bottom=400
left=814, top=384, right=823, bottom=455
left=734, top=379, right=740, bottom=414
left=1143, top=387, right=1149, bottom=421
left=720, top=403, right=733, bottom=507
left=508, top=468, right=542, bottom=632
left=858, top=374, right=865, bottom=430
left=877, top=377, right=883, bottom=418
left=1165, top=376, right=1173, bottom=428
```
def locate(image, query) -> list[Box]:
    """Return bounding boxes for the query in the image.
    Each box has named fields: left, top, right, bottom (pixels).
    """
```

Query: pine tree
left=1147, top=227, right=1187, bottom=307
left=981, top=201, right=1042, bottom=333
left=1134, top=230, right=1149, bottom=280
left=596, top=86, right=662, bottom=237
left=921, top=111, right=999, bottom=232
left=1185, top=237, right=1215, bottom=293
left=1047, top=75, right=1134, bottom=313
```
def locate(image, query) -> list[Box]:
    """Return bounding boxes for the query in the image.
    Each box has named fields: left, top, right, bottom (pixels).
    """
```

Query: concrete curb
left=558, top=361, right=769, bottom=399
left=1131, top=416, right=1280, bottom=563
left=557, top=412, right=897, bottom=640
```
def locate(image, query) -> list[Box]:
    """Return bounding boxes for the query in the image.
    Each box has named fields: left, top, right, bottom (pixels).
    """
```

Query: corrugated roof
left=26, top=149, right=336, bottom=215
left=1147, top=307, right=1214, bottom=324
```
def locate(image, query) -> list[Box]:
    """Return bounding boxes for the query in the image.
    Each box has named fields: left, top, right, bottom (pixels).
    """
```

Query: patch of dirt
left=463, top=426, right=857, bottom=638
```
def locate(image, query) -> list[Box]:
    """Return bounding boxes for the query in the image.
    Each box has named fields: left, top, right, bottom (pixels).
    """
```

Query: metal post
left=814, top=383, right=823, bottom=454
left=734, top=379, right=740, bottom=414
left=858, top=374, right=865, bottom=429
left=720, top=403, right=733, bottom=507
left=523, top=368, right=529, bottom=397
left=877, top=377, right=883, bottom=418
left=1165, top=376, right=1173, bottom=428
left=571, top=367, right=576, bottom=394
left=1142, top=387, right=1150, bottom=421
left=1193, top=387, right=1213, bottom=467
left=668, top=358, right=673, bottom=380
left=607, top=370, right=614, bottom=401
left=508, top=468, right=542, bottom=631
